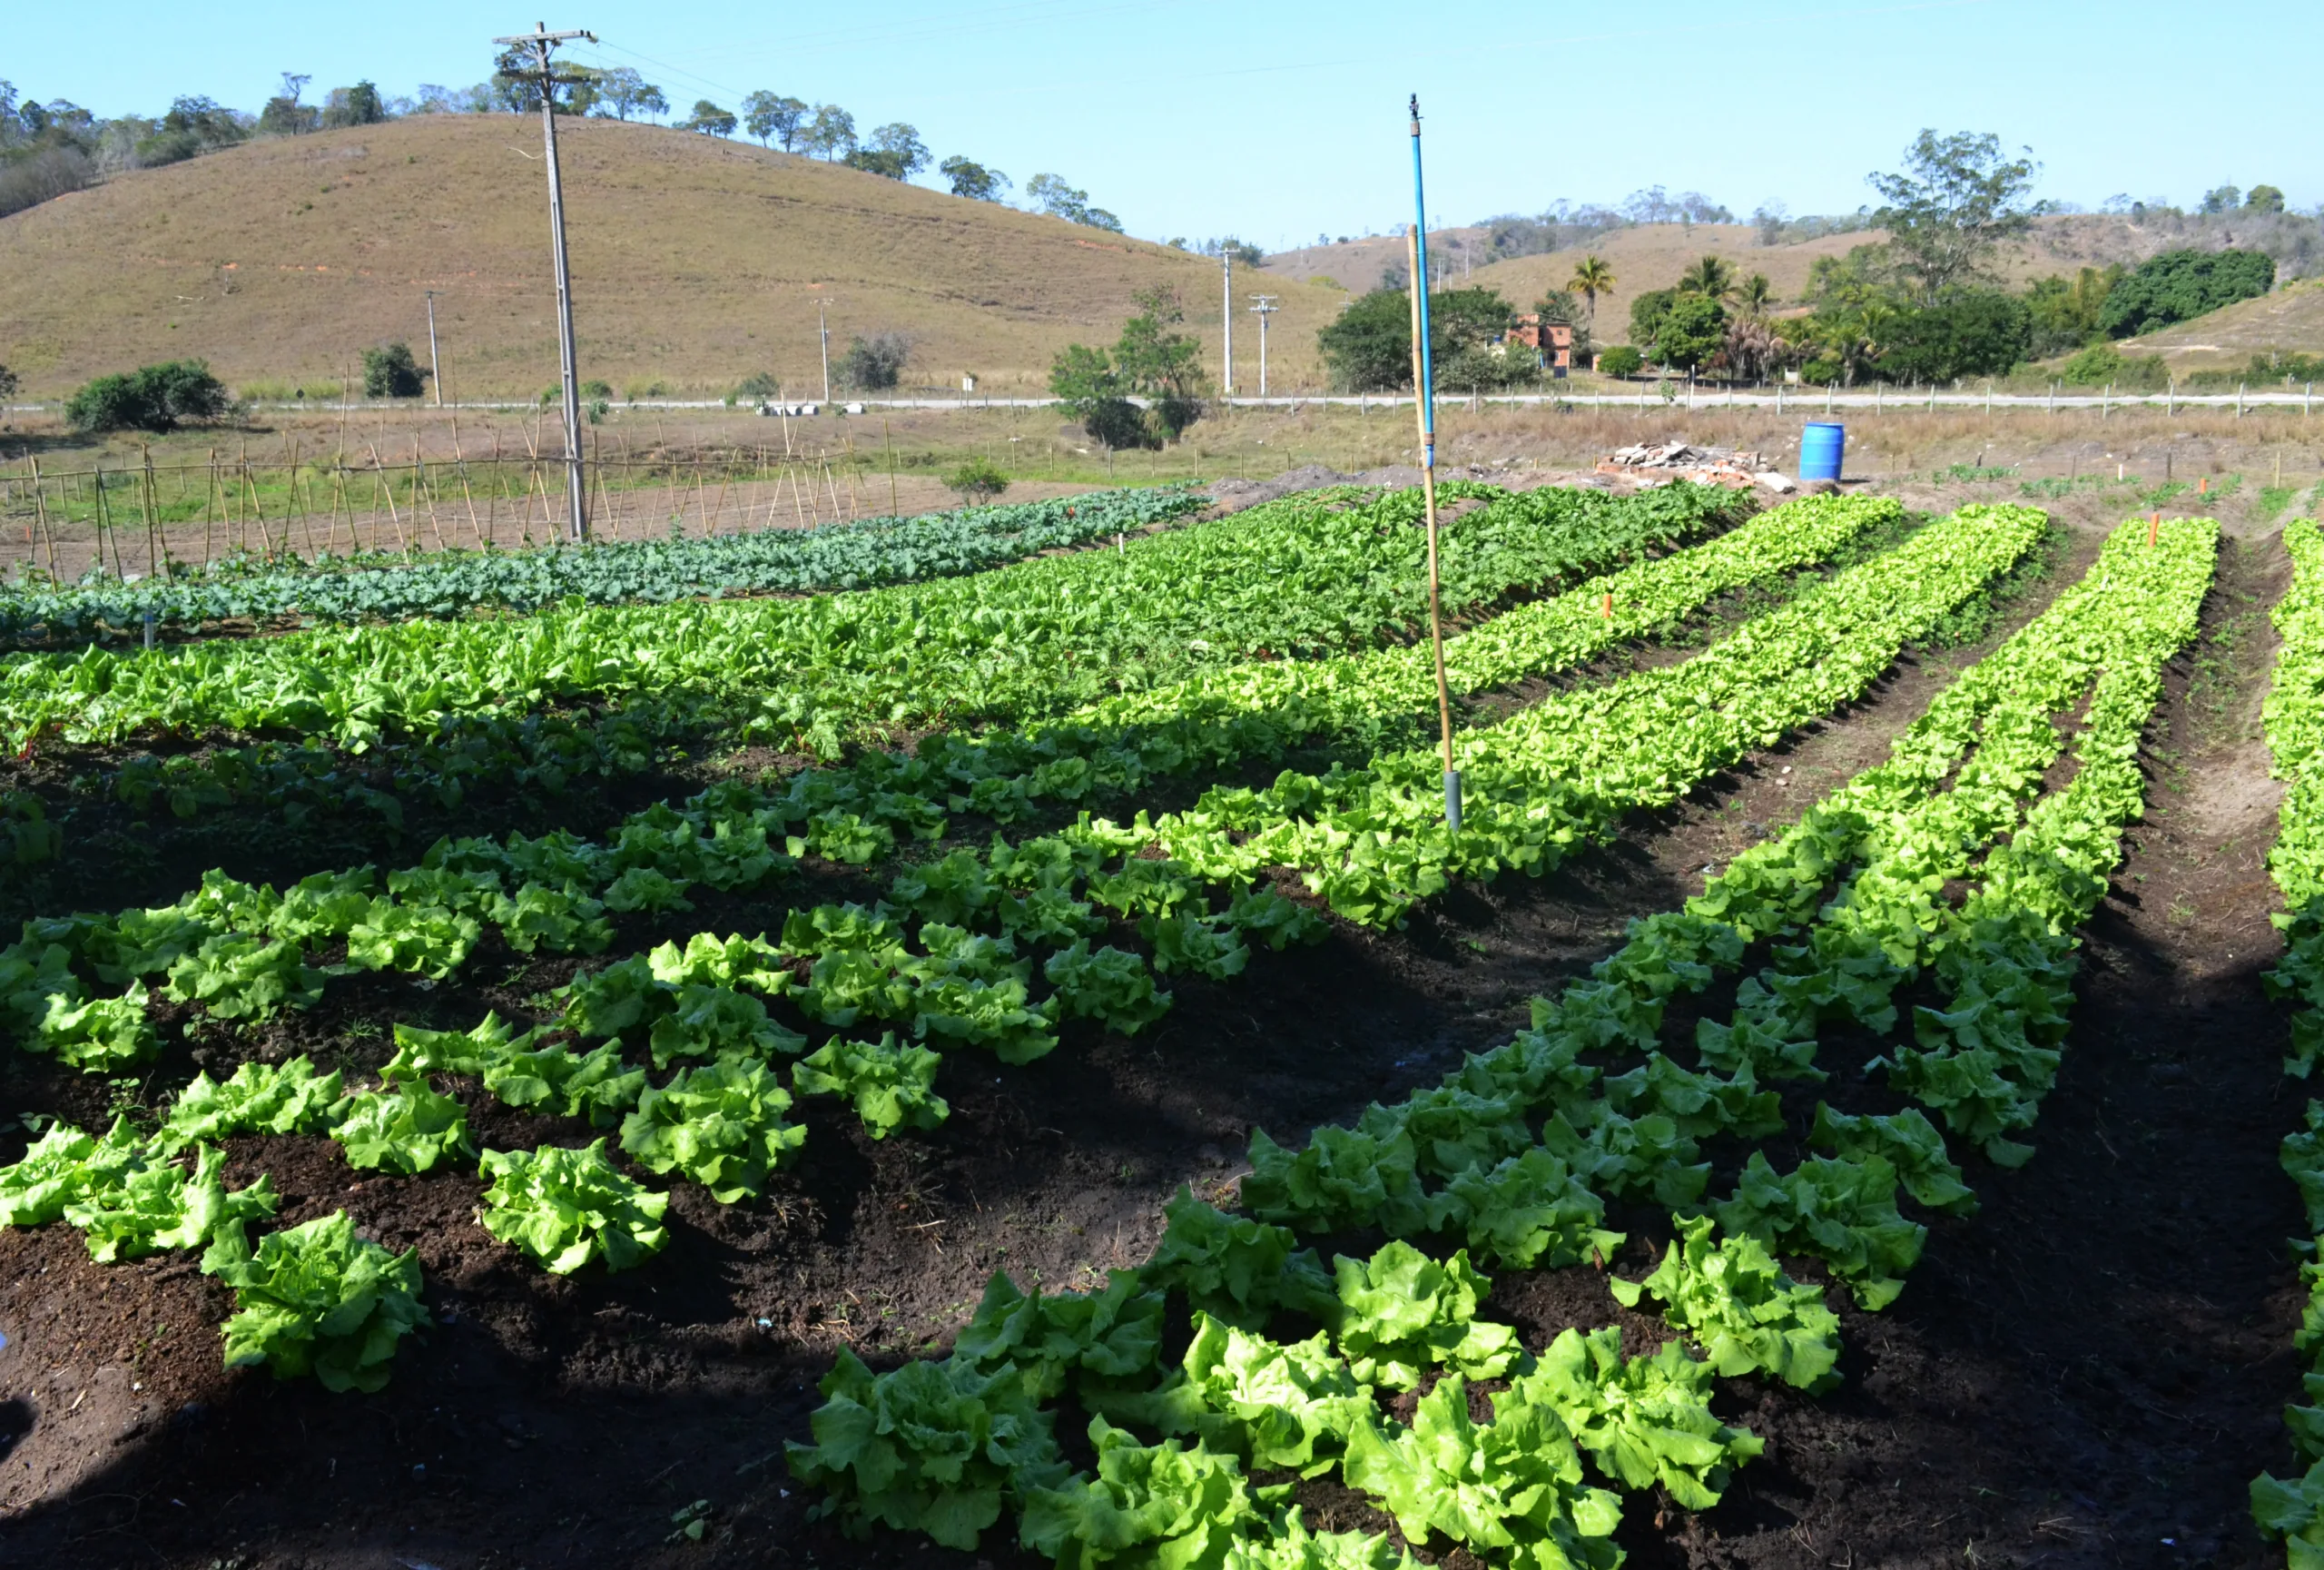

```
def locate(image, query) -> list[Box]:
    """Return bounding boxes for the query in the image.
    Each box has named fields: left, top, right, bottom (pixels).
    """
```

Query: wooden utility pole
left=424, top=290, right=445, bottom=407
left=493, top=23, right=596, bottom=540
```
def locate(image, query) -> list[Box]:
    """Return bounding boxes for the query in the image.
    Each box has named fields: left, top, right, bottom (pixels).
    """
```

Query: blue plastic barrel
left=1799, top=422, right=1846, bottom=482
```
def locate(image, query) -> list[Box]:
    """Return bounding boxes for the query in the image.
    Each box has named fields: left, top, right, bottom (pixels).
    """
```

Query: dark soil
left=0, top=508, right=2307, bottom=1570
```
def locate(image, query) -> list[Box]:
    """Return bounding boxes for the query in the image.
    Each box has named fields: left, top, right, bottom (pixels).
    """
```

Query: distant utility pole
left=423, top=290, right=443, bottom=407
left=1221, top=250, right=1234, bottom=397
left=1247, top=294, right=1278, bottom=399
left=819, top=300, right=831, bottom=403
left=493, top=21, right=596, bottom=541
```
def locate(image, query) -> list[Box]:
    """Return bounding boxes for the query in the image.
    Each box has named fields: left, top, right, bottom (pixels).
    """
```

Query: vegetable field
left=0, top=470, right=2312, bottom=1570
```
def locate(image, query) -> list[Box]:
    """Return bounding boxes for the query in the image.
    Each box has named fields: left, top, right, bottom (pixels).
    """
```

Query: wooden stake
left=883, top=418, right=899, bottom=517
left=1601, top=591, right=1612, bottom=621
left=2149, top=511, right=2160, bottom=546
left=1404, top=223, right=1458, bottom=805
left=28, top=457, right=54, bottom=580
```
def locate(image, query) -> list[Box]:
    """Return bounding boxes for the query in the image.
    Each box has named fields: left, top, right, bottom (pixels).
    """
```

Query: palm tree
left=1677, top=253, right=1736, bottom=302
left=1567, top=255, right=1616, bottom=333
left=1734, top=272, right=1776, bottom=318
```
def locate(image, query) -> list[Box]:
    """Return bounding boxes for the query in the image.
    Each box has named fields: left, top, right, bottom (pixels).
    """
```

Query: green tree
left=1626, top=288, right=1677, bottom=356
left=838, top=331, right=911, bottom=390
left=135, top=95, right=248, bottom=167
left=2024, top=264, right=2120, bottom=356
left=1596, top=345, right=1643, bottom=379
left=803, top=104, right=856, bottom=160
left=939, top=156, right=1009, bottom=201
left=1567, top=254, right=1615, bottom=331
left=2247, top=184, right=2288, bottom=214
left=1654, top=293, right=1728, bottom=372
left=1048, top=343, right=1143, bottom=450
left=1316, top=285, right=1513, bottom=391
left=682, top=101, right=737, bottom=137
left=740, top=92, right=807, bottom=148
left=1734, top=272, right=1776, bottom=317
left=1866, top=129, right=2043, bottom=305
left=595, top=68, right=668, bottom=122
left=320, top=82, right=387, bottom=129
left=66, top=360, right=231, bottom=432
left=0, top=362, right=18, bottom=401
left=1676, top=254, right=1736, bottom=301
left=2100, top=248, right=2276, bottom=337
left=1111, top=286, right=1208, bottom=438
left=2199, top=183, right=2241, bottom=215
left=1871, top=291, right=2028, bottom=381
left=361, top=343, right=427, bottom=398
left=258, top=73, right=318, bottom=137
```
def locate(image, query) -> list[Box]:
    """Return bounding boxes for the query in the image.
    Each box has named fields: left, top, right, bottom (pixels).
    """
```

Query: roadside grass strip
left=774, top=516, right=2212, bottom=1567
left=2248, top=518, right=2324, bottom=1564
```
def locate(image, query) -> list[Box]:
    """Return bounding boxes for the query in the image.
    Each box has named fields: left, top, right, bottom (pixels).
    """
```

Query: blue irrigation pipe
left=1408, top=94, right=1460, bottom=831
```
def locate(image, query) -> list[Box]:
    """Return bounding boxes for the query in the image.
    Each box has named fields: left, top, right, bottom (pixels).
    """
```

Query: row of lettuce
left=0, top=488, right=1206, bottom=647
left=771, top=514, right=2216, bottom=1567
left=0, top=491, right=1950, bottom=1407
left=0, top=479, right=1751, bottom=763
left=7, top=494, right=2230, bottom=1567
left=2253, top=518, right=2324, bottom=1564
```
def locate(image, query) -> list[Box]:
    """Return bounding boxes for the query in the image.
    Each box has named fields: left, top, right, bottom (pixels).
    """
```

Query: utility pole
left=493, top=21, right=596, bottom=541
left=423, top=290, right=443, bottom=408
left=1221, top=249, right=1234, bottom=398
left=819, top=300, right=831, bottom=403
left=1247, top=294, right=1278, bottom=400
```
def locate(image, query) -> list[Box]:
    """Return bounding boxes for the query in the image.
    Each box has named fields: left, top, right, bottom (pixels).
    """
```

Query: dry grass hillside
left=0, top=114, right=1346, bottom=398
left=2119, top=278, right=2324, bottom=371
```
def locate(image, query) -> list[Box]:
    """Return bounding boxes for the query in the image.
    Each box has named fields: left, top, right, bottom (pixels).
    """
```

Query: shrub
left=734, top=371, right=781, bottom=400
left=944, top=458, right=1010, bottom=502
left=839, top=331, right=911, bottom=391
left=359, top=343, right=426, bottom=399
left=1596, top=345, right=1644, bottom=379
left=65, top=360, right=231, bottom=433
left=2058, top=342, right=2122, bottom=386
left=2102, top=248, right=2276, bottom=338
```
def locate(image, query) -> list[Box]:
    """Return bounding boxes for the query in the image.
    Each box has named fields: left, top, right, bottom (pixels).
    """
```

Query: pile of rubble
left=1596, top=440, right=1797, bottom=493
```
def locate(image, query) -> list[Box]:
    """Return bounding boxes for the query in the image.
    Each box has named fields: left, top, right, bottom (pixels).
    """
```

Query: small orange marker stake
left=2198, top=476, right=2209, bottom=496
left=2149, top=510, right=2160, bottom=546
left=1601, top=591, right=1612, bottom=621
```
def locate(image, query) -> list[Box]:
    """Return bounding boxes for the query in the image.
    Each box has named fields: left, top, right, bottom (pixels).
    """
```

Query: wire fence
left=0, top=430, right=890, bottom=582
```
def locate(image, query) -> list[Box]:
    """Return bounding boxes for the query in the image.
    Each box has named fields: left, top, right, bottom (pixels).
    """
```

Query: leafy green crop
left=1342, top=1375, right=1621, bottom=1570
left=1018, top=1418, right=1265, bottom=1570
left=1328, top=1240, right=1521, bottom=1391
left=791, top=1033, right=948, bottom=1138
left=1610, top=1215, right=1840, bottom=1391
left=331, top=1082, right=475, bottom=1175
left=1510, top=1328, right=1764, bottom=1509
left=478, top=1140, right=669, bottom=1273
left=66, top=1144, right=278, bottom=1266
left=153, top=1057, right=348, bottom=1155
left=954, top=1269, right=1165, bottom=1401
left=1137, top=1188, right=1336, bottom=1328
left=787, top=1348, right=1068, bottom=1551
left=617, top=1056, right=806, bottom=1201
left=215, top=1210, right=429, bottom=1392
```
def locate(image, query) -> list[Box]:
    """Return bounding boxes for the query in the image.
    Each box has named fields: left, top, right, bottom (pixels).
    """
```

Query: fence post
left=2238, top=382, right=2247, bottom=419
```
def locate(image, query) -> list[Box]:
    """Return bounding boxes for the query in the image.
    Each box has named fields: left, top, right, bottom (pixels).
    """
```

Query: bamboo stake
left=28, top=457, right=54, bottom=580
left=450, top=420, right=485, bottom=549
left=288, top=439, right=320, bottom=558
left=1403, top=109, right=1459, bottom=831
left=883, top=419, right=899, bottom=517
left=366, top=444, right=409, bottom=551
left=823, top=455, right=843, bottom=521
left=414, top=437, right=448, bottom=552
left=139, top=444, right=161, bottom=576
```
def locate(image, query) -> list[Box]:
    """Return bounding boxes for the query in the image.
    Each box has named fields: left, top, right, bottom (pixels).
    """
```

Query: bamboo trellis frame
left=0, top=436, right=882, bottom=581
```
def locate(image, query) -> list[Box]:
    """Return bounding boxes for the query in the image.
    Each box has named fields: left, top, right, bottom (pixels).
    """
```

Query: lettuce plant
left=1609, top=1214, right=1840, bottom=1391
left=332, top=1082, right=475, bottom=1175
left=216, top=1210, right=429, bottom=1393
left=786, top=1349, right=1067, bottom=1551
left=153, top=1056, right=348, bottom=1155
left=479, top=1139, right=669, bottom=1272
left=791, top=1033, right=948, bottom=1139
left=1018, top=1419, right=1264, bottom=1569
left=1329, top=1240, right=1520, bottom=1390
left=618, top=1056, right=805, bottom=1201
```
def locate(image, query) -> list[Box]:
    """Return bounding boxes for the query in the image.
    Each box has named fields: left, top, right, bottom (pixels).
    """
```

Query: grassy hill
left=0, top=114, right=1347, bottom=399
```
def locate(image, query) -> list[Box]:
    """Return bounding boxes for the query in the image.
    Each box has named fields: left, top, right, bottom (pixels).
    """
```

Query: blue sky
left=8, top=0, right=2318, bottom=247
